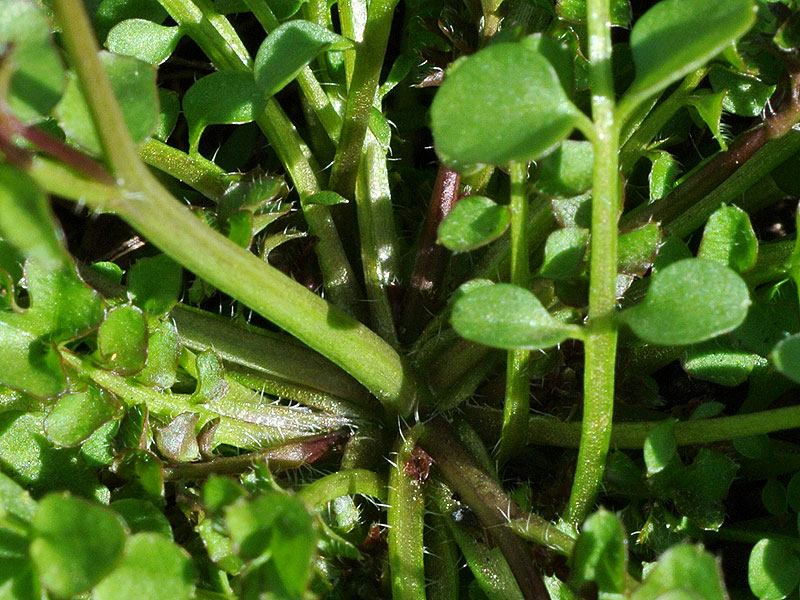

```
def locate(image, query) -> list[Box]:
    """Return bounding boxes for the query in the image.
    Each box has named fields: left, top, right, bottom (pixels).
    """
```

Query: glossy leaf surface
left=451, top=283, right=582, bottom=350
left=431, top=40, right=580, bottom=169
left=106, top=19, right=184, bottom=65
left=619, top=259, right=751, bottom=345
left=626, top=0, right=756, bottom=107
left=437, top=196, right=511, bottom=252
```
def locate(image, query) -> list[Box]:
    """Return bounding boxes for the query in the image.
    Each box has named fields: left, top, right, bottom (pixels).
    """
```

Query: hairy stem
left=563, top=0, right=619, bottom=525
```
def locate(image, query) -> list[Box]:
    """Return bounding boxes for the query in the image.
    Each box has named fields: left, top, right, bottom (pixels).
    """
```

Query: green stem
left=139, top=139, right=233, bottom=201
left=497, top=162, right=531, bottom=464
left=463, top=405, right=800, bottom=448
left=328, top=0, right=396, bottom=199
left=336, top=0, right=367, bottom=83
left=296, top=468, right=386, bottom=507
left=508, top=517, right=576, bottom=557
left=157, top=0, right=362, bottom=315
left=51, top=0, right=424, bottom=416
left=619, top=67, right=708, bottom=175
left=387, top=425, right=427, bottom=600
left=564, top=0, right=619, bottom=526
left=354, top=134, right=402, bottom=346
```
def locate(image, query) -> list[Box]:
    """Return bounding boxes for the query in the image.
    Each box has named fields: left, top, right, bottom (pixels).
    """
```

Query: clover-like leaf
left=749, top=539, right=800, bottom=600
left=98, top=304, right=148, bottom=374
left=698, top=205, right=758, bottom=273
left=571, top=509, right=627, bottom=593
left=55, top=51, right=158, bottom=155
left=106, top=19, right=183, bottom=65
left=437, top=196, right=511, bottom=252
left=30, top=494, right=127, bottom=598
left=127, top=254, right=182, bottom=315
left=451, top=283, right=582, bottom=350
left=431, top=39, right=581, bottom=170
left=93, top=533, right=194, bottom=600
left=625, top=0, right=756, bottom=108
left=44, top=385, right=118, bottom=447
left=535, top=140, right=593, bottom=197
left=254, top=20, right=352, bottom=98
left=183, top=72, right=266, bottom=154
left=0, top=0, right=66, bottom=122
left=619, top=258, right=751, bottom=345
left=538, top=227, right=589, bottom=280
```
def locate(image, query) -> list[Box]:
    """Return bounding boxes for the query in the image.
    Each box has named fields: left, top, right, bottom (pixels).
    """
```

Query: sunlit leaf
left=44, top=385, right=118, bottom=447
left=643, top=420, right=677, bottom=476
left=749, top=539, right=800, bottom=600
left=618, top=223, right=661, bottom=276
left=106, top=19, right=183, bottom=65
left=98, top=304, right=148, bottom=374
left=625, top=0, right=756, bottom=108
left=127, top=254, right=182, bottom=316
left=431, top=39, right=580, bottom=170
left=535, top=141, right=593, bottom=197
left=451, top=283, right=582, bottom=350
left=537, top=227, right=589, bottom=280
left=571, top=509, right=627, bottom=593
left=619, top=258, right=751, bottom=345
left=254, top=20, right=352, bottom=98
left=648, top=151, right=681, bottom=202
left=698, top=205, right=758, bottom=273
left=437, top=196, right=511, bottom=252
left=632, top=545, right=727, bottom=600
left=709, top=65, right=775, bottom=118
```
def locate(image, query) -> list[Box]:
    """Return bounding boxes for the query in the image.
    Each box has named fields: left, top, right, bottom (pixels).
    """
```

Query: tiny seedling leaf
left=98, top=304, right=148, bottom=374
left=44, top=385, right=118, bottom=447
left=183, top=72, right=267, bottom=154
left=748, top=539, right=800, bottom=600
left=254, top=20, right=352, bottom=97
left=451, top=283, right=582, bottom=350
left=625, top=0, right=756, bottom=108
left=431, top=39, right=580, bottom=170
left=30, top=494, right=127, bottom=598
left=535, top=140, right=593, bottom=197
left=698, top=205, right=758, bottom=273
left=0, top=0, right=65, bottom=122
left=571, top=509, right=627, bottom=593
left=106, top=19, right=183, bottom=65
left=437, top=196, right=511, bottom=252
left=93, top=533, right=194, bottom=600
left=538, top=227, right=589, bottom=280
left=55, top=51, right=158, bottom=155
left=127, top=254, right=182, bottom=315
left=619, top=258, right=751, bottom=345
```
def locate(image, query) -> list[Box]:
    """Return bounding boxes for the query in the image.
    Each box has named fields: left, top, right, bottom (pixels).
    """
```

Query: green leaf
left=570, top=509, right=627, bottom=593
left=225, top=492, right=316, bottom=596
left=643, top=420, right=677, bottom=476
left=106, top=19, right=183, bottom=65
left=771, top=333, right=800, bottom=383
left=267, top=0, right=307, bottom=20
left=190, top=351, right=229, bottom=404
left=127, top=254, right=182, bottom=315
left=632, top=545, right=727, bottom=600
left=787, top=472, right=800, bottom=512
left=648, top=151, right=681, bottom=202
left=203, top=475, right=246, bottom=514
left=93, top=533, right=194, bottom=600
left=682, top=339, right=765, bottom=386
left=672, top=448, right=738, bottom=530
left=93, top=0, right=168, bottom=42
left=55, top=51, right=159, bottom=155
left=698, top=205, right=758, bottom=273
left=44, top=385, right=118, bottom=447
left=254, top=20, right=352, bottom=98
left=652, top=236, right=692, bottom=274
left=431, top=39, right=580, bottom=170
left=98, top=304, right=148, bottom=374
left=134, top=318, right=180, bottom=389
left=537, top=227, right=589, bottom=280
left=0, top=472, right=36, bottom=522
left=619, top=258, right=751, bottom=345
left=30, top=493, right=127, bottom=597
left=618, top=223, right=662, bottom=275
left=556, top=0, right=632, bottom=28
left=535, top=141, right=593, bottom=197
left=625, top=0, right=757, bottom=107
left=183, top=72, right=267, bottom=154
left=300, top=190, right=348, bottom=208
left=709, top=65, right=775, bottom=117
left=0, top=0, right=65, bottom=122
left=749, top=539, right=800, bottom=600
left=154, top=88, right=180, bottom=142
left=762, top=479, right=788, bottom=516
left=437, top=196, right=511, bottom=252
left=110, top=498, right=172, bottom=538
left=687, top=90, right=728, bottom=151
left=451, top=283, right=582, bottom=350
